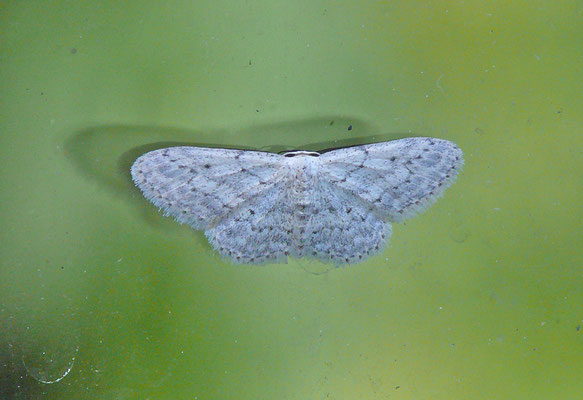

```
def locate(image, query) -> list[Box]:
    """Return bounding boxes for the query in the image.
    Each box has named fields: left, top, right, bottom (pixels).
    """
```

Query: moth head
left=281, top=150, right=321, bottom=158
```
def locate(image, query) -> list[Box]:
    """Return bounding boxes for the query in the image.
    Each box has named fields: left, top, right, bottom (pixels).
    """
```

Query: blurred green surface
left=1, top=1, right=581, bottom=399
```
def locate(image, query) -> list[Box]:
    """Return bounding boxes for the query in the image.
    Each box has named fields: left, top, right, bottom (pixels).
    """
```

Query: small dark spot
left=328, top=206, right=336, bottom=213
left=345, top=258, right=350, bottom=262
left=284, top=251, right=289, bottom=256
left=249, top=209, right=255, bottom=215
left=381, top=234, right=386, bottom=239
left=374, top=245, right=379, bottom=250
left=312, top=251, right=317, bottom=256
left=348, top=124, right=353, bottom=131
left=329, top=120, right=335, bottom=126
left=204, top=164, right=211, bottom=169
left=340, top=177, right=347, bottom=183
left=405, top=179, right=410, bottom=183
left=423, top=148, right=430, bottom=152
left=256, top=109, right=260, bottom=112
left=393, top=186, right=398, bottom=190
left=577, top=325, right=581, bottom=332
left=248, top=60, right=252, bottom=65
left=241, top=168, right=247, bottom=172
left=191, top=188, right=196, bottom=192
left=415, top=155, right=422, bottom=159
left=250, top=257, right=255, bottom=262
left=395, top=386, right=400, bottom=390
left=445, top=174, right=450, bottom=178
left=70, top=47, right=77, bottom=54
left=374, top=197, right=382, bottom=203
left=346, top=207, right=352, bottom=214
left=236, top=256, right=241, bottom=260
left=390, top=156, right=396, bottom=161
left=415, top=200, right=420, bottom=205
left=358, top=255, right=362, bottom=259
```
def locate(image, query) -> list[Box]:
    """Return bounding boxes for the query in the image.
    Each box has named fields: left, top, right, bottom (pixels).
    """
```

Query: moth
left=131, top=137, right=463, bottom=264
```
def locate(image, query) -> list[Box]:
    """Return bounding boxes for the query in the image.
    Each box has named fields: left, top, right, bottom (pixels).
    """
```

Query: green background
left=1, top=1, right=581, bottom=399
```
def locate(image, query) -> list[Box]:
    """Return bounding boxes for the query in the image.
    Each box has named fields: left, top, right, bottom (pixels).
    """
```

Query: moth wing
left=319, top=138, right=463, bottom=221
left=131, top=146, right=284, bottom=229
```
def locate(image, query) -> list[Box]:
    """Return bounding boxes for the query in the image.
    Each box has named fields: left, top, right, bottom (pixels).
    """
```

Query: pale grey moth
left=131, top=137, right=463, bottom=264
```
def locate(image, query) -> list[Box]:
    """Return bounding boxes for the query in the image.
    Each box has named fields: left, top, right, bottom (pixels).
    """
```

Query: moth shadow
left=64, top=118, right=413, bottom=234
left=64, top=124, right=219, bottom=233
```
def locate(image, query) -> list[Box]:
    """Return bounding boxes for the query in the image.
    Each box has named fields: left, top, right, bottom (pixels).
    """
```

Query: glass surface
left=1, top=1, right=581, bottom=399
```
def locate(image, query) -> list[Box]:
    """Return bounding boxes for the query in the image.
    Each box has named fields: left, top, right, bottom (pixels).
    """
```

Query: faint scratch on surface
left=436, top=74, right=445, bottom=95
left=22, top=346, right=79, bottom=384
